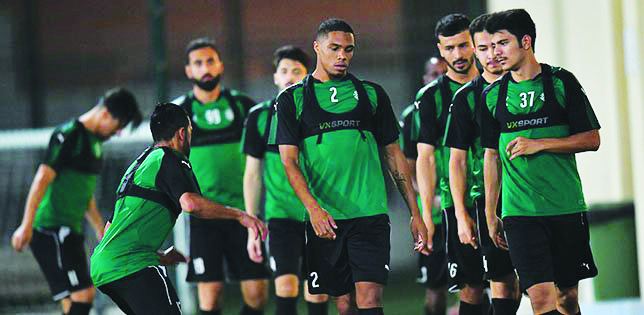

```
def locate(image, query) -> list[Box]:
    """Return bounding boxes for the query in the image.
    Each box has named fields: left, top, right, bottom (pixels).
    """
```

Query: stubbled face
left=437, top=30, right=475, bottom=74
left=473, top=32, right=503, bottom=75
left=491, top=30, right=529, bottom=72
left=273, top=58, right=307, bottom=90
left=185, top=47, right=224, bottom=89
left=314, top=31, right=355, bottom=79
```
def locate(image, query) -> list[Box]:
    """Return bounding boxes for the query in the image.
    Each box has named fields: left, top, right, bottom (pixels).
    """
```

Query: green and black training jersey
left=33, top=119, right=103, bottom=234
left=399, top=104, right=442, bottom=225
left=90, top=146, right=200, bottom=287
left=416, top=75, right=470, bottom=209
left=173, top=88, right=255, bottom=210
left=443, top=76, right=489, bottom=204
left=480, top=64, right=600, bottom=217
left=242, top=99, right=306, bottom=221
left=273, top=73, right=399, bottom=220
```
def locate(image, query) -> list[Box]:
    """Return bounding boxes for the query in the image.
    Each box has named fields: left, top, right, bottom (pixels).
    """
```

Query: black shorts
left=503, top=212, right=598, bottom=292
left=186, top=218, right=269, bottom=282
left=99, top=266, right=181, bottom=315
left=30, top=226, right=93, bottom=301
left=444, top=207, right=485, bottom=292
left=474, top=198, right=515, bottom=281
left=416, top=223, right=448, bottom=289
left=267, top=218, right=306, bottom=278
left=306, top=214, right=391, bottom=297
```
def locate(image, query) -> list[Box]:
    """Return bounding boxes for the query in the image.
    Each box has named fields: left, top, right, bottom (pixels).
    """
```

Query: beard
left=182, top=139, right=191, bottom=158
left=192, top=74, right=221, bottom=91
left=448, top=58, right=473, bottom=74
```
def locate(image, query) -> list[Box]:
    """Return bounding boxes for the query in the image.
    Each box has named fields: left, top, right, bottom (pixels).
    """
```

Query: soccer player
left=242, top=45, right=329, bottom=315
left=273, top=18, right=429, bottom=315
left=172, top=37, right=269, bottom=315
left=480, top=9, right=600, bottom=315
left=415, top=13, right=482, bottom=315
left=400, top=56, right=448, bottom=315
left=90, top=103, right=267, bottom=315
left=443, top=13, right=520, bottom=315
left=11, top=88, right=142, bottom=315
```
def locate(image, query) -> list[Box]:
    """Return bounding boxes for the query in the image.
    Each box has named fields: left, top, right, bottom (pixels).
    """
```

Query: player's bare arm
left=179, top=192, right=267, bottom=241
left=11, top=164, right=56, bottom=252
left=279, top=144, right=337, bottom=240
left=243, top=155, right=264, bottom=263
left=382, top=142, right=430, bottom=255
left=416, top=143, right=437, bottom=247
left=483, top=148, right=507, bottom=250
left=449, top=147, right=478, bottom=249
left=85, top=196, right=106, bottom=240
left=506, top=129, right=600, bottom=160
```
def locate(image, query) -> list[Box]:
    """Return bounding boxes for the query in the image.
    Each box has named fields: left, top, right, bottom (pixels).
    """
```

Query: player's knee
left=459, top=285, right=485, bottom=304
left=70, top=286, right=96, bottom=303
left=355, top=290, right=382, bottom=308
left=275, top=275, right=299, bottom=297
left=424, top=288, right=447, bottom=312
left=241, top=280, right=269, bottom=308
left=334, top=294, right=356, bottom=315
left=556, top=287, right=579, bottom=313
left=198, top=283, right=225, bottom=311
left=305, top=292, right=328, bottom=303
left=527, top=283, right=557, bottom=312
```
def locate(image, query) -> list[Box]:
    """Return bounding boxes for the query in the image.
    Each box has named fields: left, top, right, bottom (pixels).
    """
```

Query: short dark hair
left=469, top=13, right=490, bottom=42
left=100, top=88, right=142, bottom=129
left=272, top=45, right=310, bottom=72
left=185, top=37, right=221, bottom=65
left=486, top=9, right=536, bottom=51
left=435, top=14, right=471, bottom=39
left=316, top=18, right=354, bottom=39
left=150, top=103, right=190, bottom=142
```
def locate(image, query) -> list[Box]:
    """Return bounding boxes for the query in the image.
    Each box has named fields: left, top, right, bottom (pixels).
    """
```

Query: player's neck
left=446, top=66, right=478, bottom=84
left=482, top=70, right=503, bottom=84
left=312, top=67, right=346, bottom=83
left=192, top=84, right=221, bottom=103
left=511, top=55, right=540, bottom=82
left=78, top=106, right=101, bottom=134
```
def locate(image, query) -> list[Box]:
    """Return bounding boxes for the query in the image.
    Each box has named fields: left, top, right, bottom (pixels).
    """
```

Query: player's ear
left=185, top=64, right=192, bottom=79
left=521, top=35, right=531, bottom=50
left=437, top=43, right=444, bottom=58
left=313, top=40, right=320, bottom=55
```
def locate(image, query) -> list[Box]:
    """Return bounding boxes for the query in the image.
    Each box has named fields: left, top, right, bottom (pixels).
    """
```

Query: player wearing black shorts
left=91, top=103, right=267, bottom=315
left=11, top=88, right=142, bottom=315
left=172, top=38, right=269, bottom=315
left=242, top=45, right=328, bottom=315
left=400, top=57, right=449, bottom=315
left=273, top=19, right=429, bottom=315
left=443, top=14, right=520, bottom=315
left=416, top=14, right=484, bottom=315
left=480, top=9, right=600, bottom=315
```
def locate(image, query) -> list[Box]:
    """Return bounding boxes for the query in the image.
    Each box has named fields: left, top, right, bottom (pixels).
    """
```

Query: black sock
left=275, top=296, right=298, bottom=315
left=459, top=301, right=484, bottom=315
left=240, top=303, right=263, bottom=315
left=357, top=307, right=384, bottom=315
left=307, top=300, right=328, bottom=315
left=542, top=310, right=564, bottom=315
left=200, top=309, right=222, bottom=315
left=491, top=298, right=519, bottom=315
left=67, top=302, right=92, bottom=315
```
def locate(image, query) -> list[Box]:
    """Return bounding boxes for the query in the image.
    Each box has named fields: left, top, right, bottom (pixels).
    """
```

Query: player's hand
left=410, top=216, right=431, bottom=255
left=488, top=217, right=508, bottom=250
left=158, top=246, right=189, bottom=265
left=456, top=212, right=479, bottom=249
left=506, top=136, right=543, bottom=160
left=309, top=207, right=337, bottom=240
left=239, top=213, right=268, bottom=241
left=11, top=224, right=33, bottom=252
left=247, top=228, right=264, bottom=263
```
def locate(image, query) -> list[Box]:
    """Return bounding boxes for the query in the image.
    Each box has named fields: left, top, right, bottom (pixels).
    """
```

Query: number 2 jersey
left=173, top=88, right=255, bottom=210
left=273, top=73, right=400, bottom=220
left=480, top=64, right=601, bottom=217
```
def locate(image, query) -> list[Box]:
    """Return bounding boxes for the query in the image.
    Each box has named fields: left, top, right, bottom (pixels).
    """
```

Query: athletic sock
left=200, top=309, right=222, bottom=315
left=307, top=301, right=328, bottom=315
left=459, top=301, right=484, bottom=315
left=491, top=298, right=520, bottom=315
left=276, top=296, right=298, bottom=315
left=240, top=303, right=263, bottom=315
left=424, top=304, right=447, bottom=315
left=357, top=307, right=384, bottom=315
left=542, top=310, right=564, bottom=315
left=67, top=302, right=92, bottom=315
